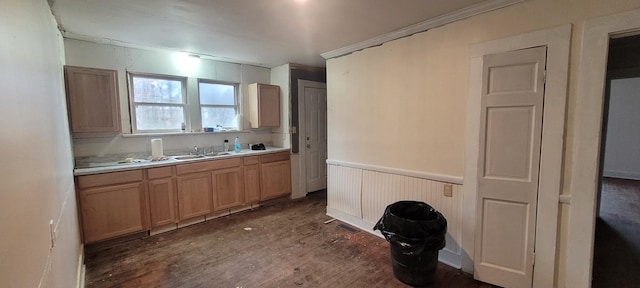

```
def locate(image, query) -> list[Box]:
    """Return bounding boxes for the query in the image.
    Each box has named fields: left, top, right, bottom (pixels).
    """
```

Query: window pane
left=133, top=77, right=183, bottom=104
left=135, top=105, right=184, bottom=130
left=201, top=107, right=236, bottom=128
left=199, top=82, right=235, bottom=105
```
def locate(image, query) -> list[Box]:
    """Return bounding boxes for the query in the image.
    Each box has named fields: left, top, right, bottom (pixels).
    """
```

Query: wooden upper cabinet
left=248, top=83, right=280, bottom=128
left=64, top=66, right=121, bottom=135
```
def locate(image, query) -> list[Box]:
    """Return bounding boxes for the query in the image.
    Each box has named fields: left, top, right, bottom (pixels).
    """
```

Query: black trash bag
left=373, top=201, right=447, bottom=254
left=374, top=201, right=447, bottom=286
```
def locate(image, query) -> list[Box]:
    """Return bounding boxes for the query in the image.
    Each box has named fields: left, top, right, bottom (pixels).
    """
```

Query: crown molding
left=320, top=0, right=525, bottom=60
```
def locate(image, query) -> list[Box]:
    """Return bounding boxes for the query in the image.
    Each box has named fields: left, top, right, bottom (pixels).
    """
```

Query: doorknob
left=306, top=144, right=311, bottom=148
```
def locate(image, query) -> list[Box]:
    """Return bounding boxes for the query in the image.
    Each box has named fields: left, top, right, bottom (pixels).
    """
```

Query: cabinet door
left=148, top=177, right=177, bottom=227
left=212, top=167, right=244, bottom=210
left=261, top=160, right=292, bottom=200
left=176, top=172, right=213, bottom=220
left=80, top=182, right=146, bottom=243
left=64, top=66, right=120, bottom=135
left=249, top=83, right=280, bottom=128
left=244, top=164, right=261, bottom=203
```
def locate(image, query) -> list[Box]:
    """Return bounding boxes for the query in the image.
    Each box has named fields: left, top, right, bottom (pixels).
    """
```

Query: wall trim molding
left=568, top=8, right=640, bottom=288
left=76, top=245, right=85, bottom=288
left=603, top=170, right=640, bottom=181
left=326, top=159, right=463, bottom=185
left=559, top=195, right=572, bottom=204
left=320, top=0, right=525, bottom=60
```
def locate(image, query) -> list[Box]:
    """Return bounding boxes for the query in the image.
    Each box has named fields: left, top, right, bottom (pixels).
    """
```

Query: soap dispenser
left=234, top=137, right=241, bottom=153
left=223, top=139, right=229, bottom=152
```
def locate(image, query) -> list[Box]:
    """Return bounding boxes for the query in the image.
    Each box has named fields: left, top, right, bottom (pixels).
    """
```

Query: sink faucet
left=191, top=145, right=199, bottom=155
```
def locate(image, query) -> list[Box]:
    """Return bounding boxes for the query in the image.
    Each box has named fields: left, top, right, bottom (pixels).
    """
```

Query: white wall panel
left=327, top=163, right=462, bottom=267
left=327, top=164, right=362, bottom=218
left=603, top=77, right=640, bottom=180
left=0, top=1, right=81, bottom=287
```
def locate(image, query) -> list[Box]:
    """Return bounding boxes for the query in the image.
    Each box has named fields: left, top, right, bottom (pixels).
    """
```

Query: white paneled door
left=474, top=46, right=547, bottom=288
left=300, top=80, right=327, bottom=193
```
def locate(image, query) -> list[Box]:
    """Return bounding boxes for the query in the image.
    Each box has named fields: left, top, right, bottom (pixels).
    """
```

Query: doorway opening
left=593, top=33, right=640, bottom=288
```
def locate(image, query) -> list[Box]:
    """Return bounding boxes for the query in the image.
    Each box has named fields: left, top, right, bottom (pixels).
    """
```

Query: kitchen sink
left=173, top=155, right=205, bottom=160
left=203, top=152, right=232, bottom=157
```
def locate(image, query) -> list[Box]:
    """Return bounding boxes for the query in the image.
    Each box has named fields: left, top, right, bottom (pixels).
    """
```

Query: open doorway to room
left=593, top=33, right=640, bottom=288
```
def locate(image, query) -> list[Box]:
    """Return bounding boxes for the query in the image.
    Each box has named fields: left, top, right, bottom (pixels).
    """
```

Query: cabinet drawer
left=243, top=156, right=260, bottom=165
left=261, top=152, right=290, bottom=164
left=77, top=170, right=143, bottom=188
left=176, top=158, right=242, bottom=175
left=147, top=166, right=174, bottom=179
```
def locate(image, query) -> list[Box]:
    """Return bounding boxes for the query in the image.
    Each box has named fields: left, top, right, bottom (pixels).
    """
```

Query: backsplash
left=73, top=131, right=275, bottom=167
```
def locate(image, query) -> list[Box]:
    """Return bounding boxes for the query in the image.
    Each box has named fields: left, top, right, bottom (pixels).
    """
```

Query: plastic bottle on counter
left=234, top=137, right=241, bottom=153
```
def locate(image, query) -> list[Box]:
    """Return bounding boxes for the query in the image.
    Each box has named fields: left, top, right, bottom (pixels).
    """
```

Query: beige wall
left=326, top=0, right=640, bottom=286
left=0, top=0, right=81, bottom=287
left=328, top=0, right=640, bottom=177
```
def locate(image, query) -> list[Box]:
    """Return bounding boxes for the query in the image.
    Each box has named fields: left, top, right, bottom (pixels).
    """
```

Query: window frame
left=128, top=72, right=188, bottom=134
left=198, top=79, right=240, bottom=130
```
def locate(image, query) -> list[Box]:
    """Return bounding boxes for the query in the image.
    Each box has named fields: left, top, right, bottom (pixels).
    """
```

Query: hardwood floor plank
left=593, top=177, right=640, bottom=288
left=85, top=191, right=493, bottom=287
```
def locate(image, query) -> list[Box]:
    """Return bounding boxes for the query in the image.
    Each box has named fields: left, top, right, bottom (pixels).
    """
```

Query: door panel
left=484, top=106, right=535, bottom=181
left=481, top=199, right=529, bottom=271
left=475, top=46, right=547, bottom=288
left=302, top=81, right=327, bottom=193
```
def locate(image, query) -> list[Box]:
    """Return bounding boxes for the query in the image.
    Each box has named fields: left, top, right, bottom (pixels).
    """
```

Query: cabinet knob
left=306, top=144, right=311, bottom=149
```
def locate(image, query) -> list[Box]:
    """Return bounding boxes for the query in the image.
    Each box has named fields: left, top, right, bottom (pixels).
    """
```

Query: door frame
left=463, top=24, right=571, bottom=288
left=297, top=79, right=327, bottom=196
left=568, top=8, right=640, bottom=288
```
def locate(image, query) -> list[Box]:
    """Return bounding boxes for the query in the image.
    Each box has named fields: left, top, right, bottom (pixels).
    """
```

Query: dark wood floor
left=84, top=191, right=494, bottom=287
left=593, top=177, right=640, bottom=287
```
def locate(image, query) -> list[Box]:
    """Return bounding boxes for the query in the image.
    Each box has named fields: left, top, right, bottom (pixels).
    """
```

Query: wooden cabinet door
left=244, top=164, right=261, bottom=203
left=261, top=161, right=292, bottom=200
left=249, top=83, right=280, bottom=128
left=148, top=177, right=177, bottom=227
left=176, top=172, right=213, bottom=220
left=80, top=182, right=146, bottom=243
left=212, top=167, right=244, bottom=210
left=64, top=66, right=120, bottom=135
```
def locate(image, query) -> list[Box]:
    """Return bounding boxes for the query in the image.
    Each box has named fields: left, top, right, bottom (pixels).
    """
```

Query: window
left=129, top=74, right=186, bottom=133
left=199, top=80, right=238, bottom=129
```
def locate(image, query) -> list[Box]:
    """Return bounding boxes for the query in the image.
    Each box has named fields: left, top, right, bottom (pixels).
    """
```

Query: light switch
left=443, top=184, right=453, bottom=197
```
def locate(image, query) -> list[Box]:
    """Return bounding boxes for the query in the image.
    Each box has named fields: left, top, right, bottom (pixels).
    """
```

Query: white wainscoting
left=326, top=160, right=463, bottom=268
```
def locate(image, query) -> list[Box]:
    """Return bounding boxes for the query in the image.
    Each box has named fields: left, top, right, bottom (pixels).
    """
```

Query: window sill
left=121, top=130, right=252, bottom=138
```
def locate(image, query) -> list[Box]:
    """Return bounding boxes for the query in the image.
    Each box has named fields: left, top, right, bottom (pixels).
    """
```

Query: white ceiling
left=49, top=0, right=494, bottom=68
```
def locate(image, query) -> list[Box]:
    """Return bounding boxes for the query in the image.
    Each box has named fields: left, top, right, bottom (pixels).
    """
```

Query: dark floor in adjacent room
left=84, top=191, right=494, bottom=288
left=592, top=177, right=640, bottom=288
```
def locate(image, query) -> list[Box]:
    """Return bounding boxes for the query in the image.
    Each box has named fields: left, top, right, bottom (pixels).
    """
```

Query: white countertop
left=74, top=147, right=290, bottom=176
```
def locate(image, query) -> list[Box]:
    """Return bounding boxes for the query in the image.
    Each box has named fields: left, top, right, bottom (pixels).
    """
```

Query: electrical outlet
left=443, top=184, right=453, bottom=197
